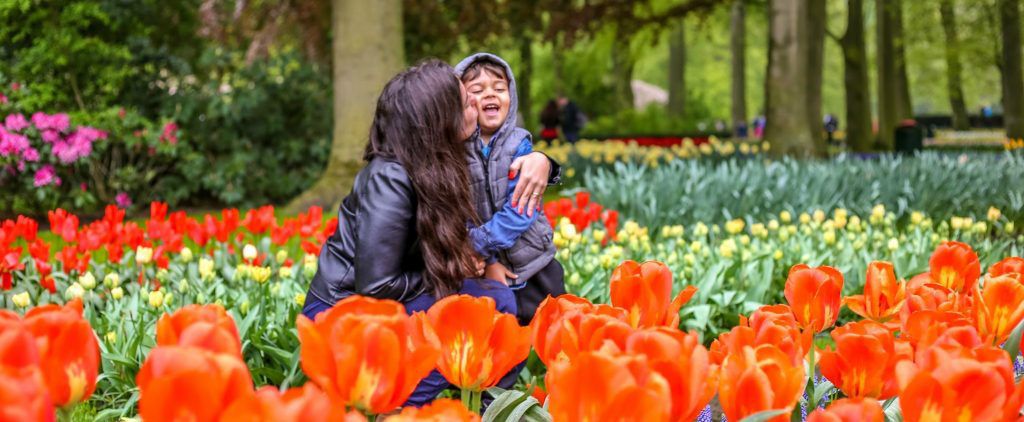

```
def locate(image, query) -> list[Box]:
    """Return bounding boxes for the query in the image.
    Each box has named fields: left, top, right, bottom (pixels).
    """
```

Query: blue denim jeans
left=300, top=279, right=523, bottom=408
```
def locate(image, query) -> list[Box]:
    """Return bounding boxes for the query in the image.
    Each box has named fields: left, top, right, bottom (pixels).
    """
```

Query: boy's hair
left=460, top=59, right=507, bottom=84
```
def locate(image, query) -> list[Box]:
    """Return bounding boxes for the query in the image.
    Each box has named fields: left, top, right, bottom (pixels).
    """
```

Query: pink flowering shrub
left=0, top=83, right=182, bottom=215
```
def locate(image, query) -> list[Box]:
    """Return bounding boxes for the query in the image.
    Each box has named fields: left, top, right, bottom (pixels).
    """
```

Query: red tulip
left=0, top=313, right=53, bottom=422
left=610, top=260, right=697, bottom=328
left=23, top=299, right=99, bottom=407
left=784, top=264, right=844, bottom=332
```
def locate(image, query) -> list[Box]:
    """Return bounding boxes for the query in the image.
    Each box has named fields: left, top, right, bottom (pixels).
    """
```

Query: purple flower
left=51, top=126, right=105, bottom=164
left=31, top=112, right=70, bottom=132
left=0, top=128, right=30, bottom=157
left=41, top=129, right=60, bottom=143
left=160, top=122, right=179, bottom=144
left=33, top=165, right=60, bottom=187
left=115, top=192, right=132, bottom=208
left=3, top=114, right=29, bottom=132
left=22, top=147, right=39, bottom=162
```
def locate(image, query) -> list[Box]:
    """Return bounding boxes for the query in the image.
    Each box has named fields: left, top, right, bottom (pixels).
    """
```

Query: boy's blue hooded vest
left=455, top=53, right=556, bottom=282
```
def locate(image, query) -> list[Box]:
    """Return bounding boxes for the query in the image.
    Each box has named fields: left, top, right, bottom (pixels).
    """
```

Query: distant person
left=714, top=119, right=727, bottom=133
left=539, top=99, right=561, bottom=142
left=735, top=121, right=749, bottom=139
left=558, top=94, right=584, bottom=144
left=824, top=113, right=839, bottom=144
left=753, top=115, right=766, bottom=139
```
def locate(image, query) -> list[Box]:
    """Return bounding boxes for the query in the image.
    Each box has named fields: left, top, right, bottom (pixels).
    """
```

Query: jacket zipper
left=477, top=144, right=516, bottom=273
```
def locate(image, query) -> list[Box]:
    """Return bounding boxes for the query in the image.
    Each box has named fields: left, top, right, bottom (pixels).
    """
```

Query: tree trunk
left=806, top=0, right=826, bottom=147
left=668, top=21, right=686, bottom=117
left=876, top=0, right=898, bottom=149
left=940, top=0, right=970, bottom=130
left=730, top=1, right=747, bottom=136
left=764, top=0, right=819, bottom=157
left=892, top=0, right=913, bottom=121
left=286, top=0, right=404, bottom=213
left=611, top=33, right=635, bottom=111
left=1002, top=0, right=1024, bottom=139
left=841, top=0, right=873, bottom=152
left=519, top=36, right=534, bottom=130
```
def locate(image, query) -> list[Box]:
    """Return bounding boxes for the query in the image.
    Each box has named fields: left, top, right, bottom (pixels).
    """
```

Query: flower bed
left=2, top=205, right=1024, bottom=421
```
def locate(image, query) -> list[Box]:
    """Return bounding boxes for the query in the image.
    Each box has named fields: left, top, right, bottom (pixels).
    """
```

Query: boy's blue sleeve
left=469, top=137, right=539, bottom=260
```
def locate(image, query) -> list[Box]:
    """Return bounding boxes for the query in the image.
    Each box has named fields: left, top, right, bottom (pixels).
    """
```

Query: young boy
left=455, top=53, right=566, bottom=326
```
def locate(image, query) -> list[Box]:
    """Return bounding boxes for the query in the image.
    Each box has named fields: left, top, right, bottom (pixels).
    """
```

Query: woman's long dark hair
left=363, top=59, right=480, bottom=297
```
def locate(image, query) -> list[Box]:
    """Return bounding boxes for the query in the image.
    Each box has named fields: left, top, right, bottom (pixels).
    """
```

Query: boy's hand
left=509, top=152, right=551, bottom=217
left=484, top=262, right=518, bottom=285
left=473, top=256, right=486, bottom=277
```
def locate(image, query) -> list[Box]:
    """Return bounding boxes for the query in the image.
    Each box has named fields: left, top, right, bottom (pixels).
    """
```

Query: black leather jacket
left=307, top=158, right=426, bottom=305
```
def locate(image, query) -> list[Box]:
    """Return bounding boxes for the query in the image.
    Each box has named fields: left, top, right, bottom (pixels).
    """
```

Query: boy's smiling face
left=465, top=69, right=510, bottom=138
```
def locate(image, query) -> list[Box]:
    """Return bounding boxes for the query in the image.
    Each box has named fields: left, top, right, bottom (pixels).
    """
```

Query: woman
left=301, top=60, right=516, bottom=405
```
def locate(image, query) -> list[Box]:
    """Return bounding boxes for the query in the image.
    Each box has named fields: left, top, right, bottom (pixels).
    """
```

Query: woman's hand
left=509, top=152, right=551, bottom=217
left=484, top=262, right=518, bottom=285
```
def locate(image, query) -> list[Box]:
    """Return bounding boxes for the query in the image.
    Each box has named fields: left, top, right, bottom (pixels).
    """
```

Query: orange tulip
left=530, top=295, right=629, bottom=365
left=22, top=298, right=99, bottom=407
left=221, top=384, right=338, bottom=422
left=896, top=345, right=1018, bottom=422
left=545, top=351, right=672, bottom=421
left=718, top=344, right=805, bottom=422
left=156, top=304, right=242, bottom=358
left=806, top=398, right=884, bottom=422
left=609, top=260, right=697, bottom=328
left=0, top=317, right=54, bottom=421
left=784, top=264, right=844, bottom=333
left=710, top=305, right=810, bottom=366
left=625, top=328, right=717, bottom=421
left=0, top=366, right=55, bottom=422
left=296, top=296, right=438, bottom=414
left=972, top=274, right=1024, bottom=345
left=900, top=280, right=956, bottom=324
left=900, top=310, right=979, bottom=354
left=526, top=383, right=547, bottom=404
left=136, top=345, right=254, bottom=422
left=844, top=261, right=906, bottom=323
left=989, top=256, right=1024, bottom=277
left=927, top=241, right=981, bottom=293
left=387, top=398, right=481, bottom=422
left=817, top=320, right=912, bottom=399
left=414, top=295, right=530, bottom=392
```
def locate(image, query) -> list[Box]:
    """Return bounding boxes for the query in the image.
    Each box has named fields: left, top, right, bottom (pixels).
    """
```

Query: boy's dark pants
left=514, top=259, right=567, bottom=326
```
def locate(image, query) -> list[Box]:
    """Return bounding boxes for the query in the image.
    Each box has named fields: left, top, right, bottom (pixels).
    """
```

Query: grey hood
left=454, top=52, right=521, bottom=138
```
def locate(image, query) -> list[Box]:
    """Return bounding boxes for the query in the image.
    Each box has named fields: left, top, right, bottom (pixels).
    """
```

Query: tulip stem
left=461, top=388, right=482, bottom=414
left=806, top=344, right=817, bottom=411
